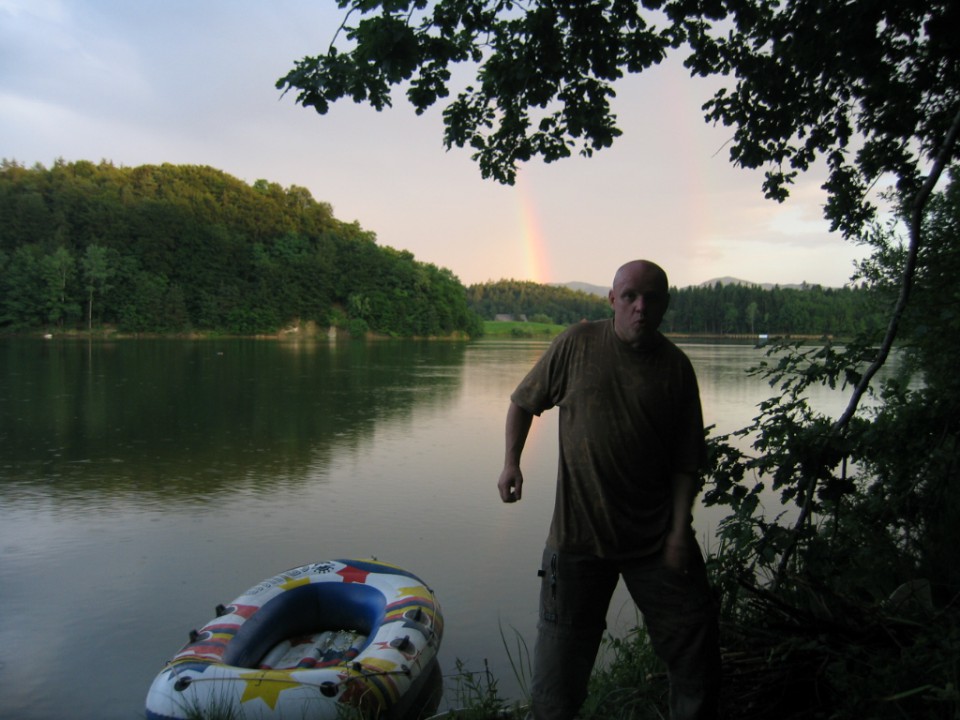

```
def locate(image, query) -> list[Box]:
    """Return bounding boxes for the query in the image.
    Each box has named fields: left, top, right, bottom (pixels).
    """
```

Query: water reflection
left=0, top=339, right=468, bottom=505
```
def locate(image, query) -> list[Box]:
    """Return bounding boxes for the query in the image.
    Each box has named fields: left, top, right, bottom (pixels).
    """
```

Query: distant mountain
left=557, top=281, right=609, bottom=297
left=700, top=277, right=817, bottom=291
left=701, top=276, right=759, bottom=287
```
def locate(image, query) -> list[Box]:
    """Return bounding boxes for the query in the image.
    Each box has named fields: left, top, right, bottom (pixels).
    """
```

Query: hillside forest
left=467, top=279, right=886, bottom=337
left=2, top=159, right=882, bottom=339
left=0, top=159, right=483, bottom=338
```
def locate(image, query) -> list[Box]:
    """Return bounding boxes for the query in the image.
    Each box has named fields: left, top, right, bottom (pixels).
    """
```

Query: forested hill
left=0, top=159, right=483, bottom=337
left=2, top=159, right=886, bottom=340
left=467, top=279, right=888, bottom=337
left=466, top=280, right=613, bottom=324
left=664, top=281, right=886, bottom=336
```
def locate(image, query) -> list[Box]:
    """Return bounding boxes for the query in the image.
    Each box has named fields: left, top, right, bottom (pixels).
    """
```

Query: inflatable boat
left=145, top=559, right=443, bottom=720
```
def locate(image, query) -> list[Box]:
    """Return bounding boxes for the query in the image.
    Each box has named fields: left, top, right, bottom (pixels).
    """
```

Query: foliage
left=679, top=0, right=958, bottom=237
left=82, top=243, right=117, bottom=330
left=0, top=159, right=483, bottom=338
left=708, top=572, right=959, bottom=719
left=277, top=0, right=958, bottom=231
left=445, top=639, right=531, bottom=720
left=279, top=1, right=674, bottom=185
left=857, top=169, right=960, bottom=398
left=580, top=627, right=668, bottom=720
left=705, top=176, right=960, bottom=600
left=470, top=278, right=885, bottom=337
left=467, top=279, right=611, bottom=324
left=481, top=320, right=564, bottom=339
left=444, top=659, right=515, bottom=720
left=701, top=172, right=960, bottom=718
left=667, top=282, right=884, bottom=337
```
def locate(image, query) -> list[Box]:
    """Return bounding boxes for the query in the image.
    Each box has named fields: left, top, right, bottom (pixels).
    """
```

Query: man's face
left=609, top=262, right=670, bottom=348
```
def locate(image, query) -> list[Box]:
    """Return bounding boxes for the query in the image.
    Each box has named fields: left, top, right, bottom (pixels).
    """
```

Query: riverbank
left=10, top=321, right=835, bottom=345
left=10, top=320, right=475, bottom=342
left=480, top=320, right=836, bottom=344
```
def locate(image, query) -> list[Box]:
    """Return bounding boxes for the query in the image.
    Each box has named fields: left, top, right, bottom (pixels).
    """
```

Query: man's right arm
left=497, top=401, right=534, bottom=503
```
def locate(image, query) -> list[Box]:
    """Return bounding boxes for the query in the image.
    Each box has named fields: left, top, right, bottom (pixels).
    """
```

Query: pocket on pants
left=538, top=548, right=559, bottom=624
left=536, top=549, right=615, bottom=632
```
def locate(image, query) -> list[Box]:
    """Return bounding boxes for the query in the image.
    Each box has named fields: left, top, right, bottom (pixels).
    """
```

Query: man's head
left=609, top=260, right=670, bottom=348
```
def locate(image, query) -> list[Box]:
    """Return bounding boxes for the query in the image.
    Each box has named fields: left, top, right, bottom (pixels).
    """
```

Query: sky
left=0, top=0, right=876, bottom=290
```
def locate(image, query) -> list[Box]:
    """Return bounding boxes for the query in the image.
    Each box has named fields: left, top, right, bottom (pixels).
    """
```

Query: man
left=497, top=260, right=720, bottom=720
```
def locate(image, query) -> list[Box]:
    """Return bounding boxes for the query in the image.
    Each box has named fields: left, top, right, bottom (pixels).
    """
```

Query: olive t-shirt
left=511, top=319, right=707, bottom=558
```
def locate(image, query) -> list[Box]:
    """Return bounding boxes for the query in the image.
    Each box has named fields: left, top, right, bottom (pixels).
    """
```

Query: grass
left=439, top=622, right=668, bottom=720
left=579, top=628, right=669, bottom=720
left=481, top=321, right=567, bottom=339
left=437, top=624, right=532, bottom=720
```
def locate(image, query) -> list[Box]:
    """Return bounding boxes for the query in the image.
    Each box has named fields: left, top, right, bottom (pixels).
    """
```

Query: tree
left=466, top=279, right=611, bottom=323
left=0, top=160, right=484, bottom=338
left=82, top=243, right=116, bottom=330
left=42, top=246, right=79, bottom=328
left=703, top=173, right=960, bottom=717
left=1, top=244, right=45, bottom=329
left=745, top=300, right=758, bottom=335
left=278, top=1, right=958, bottom=213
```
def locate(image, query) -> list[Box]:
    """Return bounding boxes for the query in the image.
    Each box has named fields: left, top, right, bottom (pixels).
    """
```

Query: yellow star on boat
left=278, top=576, right=311, bottom=592
left=359, top=656, right=398, bottom=673
left=396, top=585, right=432, bottom=601
left=238, top=669, right=299, bottom=710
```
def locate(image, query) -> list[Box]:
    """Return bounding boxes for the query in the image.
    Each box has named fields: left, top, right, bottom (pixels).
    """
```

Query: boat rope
left=167, top=606, right=441, bottom=694
left=168, top=658, right=423, bottom=694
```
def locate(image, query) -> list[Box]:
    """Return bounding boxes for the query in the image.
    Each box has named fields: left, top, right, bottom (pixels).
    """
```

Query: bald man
left=498, top=260, right=720, bottom=720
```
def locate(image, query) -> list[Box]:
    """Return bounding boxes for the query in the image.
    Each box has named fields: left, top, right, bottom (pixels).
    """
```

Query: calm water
left=0, top=337, right=870, bottom=719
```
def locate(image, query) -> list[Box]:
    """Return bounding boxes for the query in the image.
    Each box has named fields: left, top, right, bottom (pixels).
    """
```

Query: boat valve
left=391, top=635, right=413, bottom=652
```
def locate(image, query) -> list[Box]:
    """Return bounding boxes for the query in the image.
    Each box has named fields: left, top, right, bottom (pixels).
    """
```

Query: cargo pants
left=530, top=542, right=720, bottom=720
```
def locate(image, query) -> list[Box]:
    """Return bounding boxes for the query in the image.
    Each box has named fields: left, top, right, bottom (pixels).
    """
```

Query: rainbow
left=515, top=170, right=552, bottom=284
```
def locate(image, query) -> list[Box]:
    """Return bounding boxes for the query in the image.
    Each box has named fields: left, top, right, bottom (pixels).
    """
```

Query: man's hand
left=498, top=465, right=524, bottom=503
left=662, top=529, right=692, bottom=573
left=665, top=471, right=699, bottom=572
left=499, top=402, right=533, bottom=504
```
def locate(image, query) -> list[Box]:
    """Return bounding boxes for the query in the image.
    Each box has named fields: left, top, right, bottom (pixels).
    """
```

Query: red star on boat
left=337, top=566, right=371, bottom=584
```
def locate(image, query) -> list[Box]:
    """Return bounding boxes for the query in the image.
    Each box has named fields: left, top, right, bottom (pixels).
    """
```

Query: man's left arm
left=663, top=470, right=700, bottom=572
left=664, top=354, right=708, bottom=572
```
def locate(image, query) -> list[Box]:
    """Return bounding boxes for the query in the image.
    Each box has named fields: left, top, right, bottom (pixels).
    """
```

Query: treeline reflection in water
left=2, top=339, right=469, bottom=503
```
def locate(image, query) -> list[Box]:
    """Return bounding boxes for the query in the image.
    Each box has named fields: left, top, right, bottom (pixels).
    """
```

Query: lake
left=0, top=336, right=869, bottom=719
